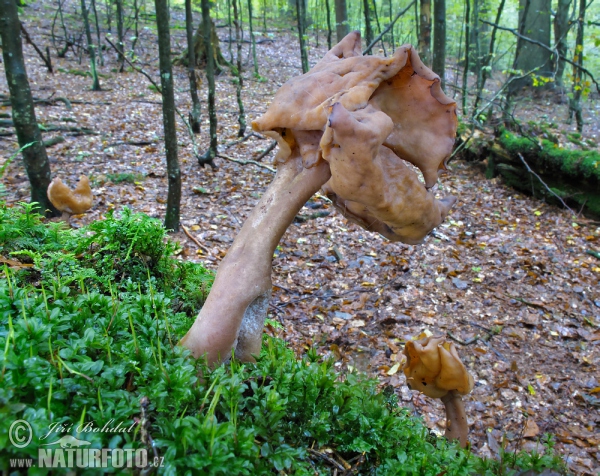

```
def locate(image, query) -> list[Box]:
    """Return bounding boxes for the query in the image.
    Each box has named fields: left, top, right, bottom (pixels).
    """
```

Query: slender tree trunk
left=131, top=0, right=140, bottom=56
left=432, top=0, right=445, bottom=89
left=388, top=0, right=395, bottom=49
left=185, top=0, right=201, bottom=133
left=472, top=0, right=505, bottom=112
left=325, top=0, right=332, bottom=48
left=296, top=0, right=309, bottom=73
left=362, top=0, right=374, bottom=52
left=569, top=0, right=586, bottom=131
left=418, top=0, right=431, bottom=64
left=0, top=0, right=58, bottom=216
left=335, top=0, right=349, bottom=42
left=90, top=0, right=104, bottom=66
left=227, top=0, right=234, bottom=62
left=116, top=0, right=125, bottom=71
left=462, top=0, right=470, bottom=115
left=154, top=0, right=181, bottom=231
left=247, top=0, right=260, bottom=77
left=554, top=0, right=572, bottom=88
left=263, top=0, right=267, bottom=32
left=372, top=0, right=386, bottom=56
left=81, top=0, right=101, bottom=91
left=104, top=0, right=112, bottom=31
left=200, top=0, right=218, bottom=166
left=233, top=0, right=246, bottom=137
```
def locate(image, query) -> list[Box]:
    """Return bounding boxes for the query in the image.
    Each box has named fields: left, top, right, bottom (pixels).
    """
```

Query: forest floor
left=1, top=3, right=599, bottom=474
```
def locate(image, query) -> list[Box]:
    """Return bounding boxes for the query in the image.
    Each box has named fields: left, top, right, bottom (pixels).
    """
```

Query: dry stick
left=216, top=153, right=275, bottom=173
left=307, top=448, right=346, bottom=472
left=362, top=0, right=416, bottom=55
left=517, top=152, right=576, bottom=215
left=480, top=20, right=600, bottom=94
left=181, top=225, right=212, bottom=254
left=224, top=132, right=264, bottom=149
left=254, top=140, right=277, bottom=162
left=20, top=23, right=53, bottom=73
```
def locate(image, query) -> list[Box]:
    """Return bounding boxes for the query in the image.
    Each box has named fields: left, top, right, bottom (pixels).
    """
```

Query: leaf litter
left=0, top=4, right=598, bottom=473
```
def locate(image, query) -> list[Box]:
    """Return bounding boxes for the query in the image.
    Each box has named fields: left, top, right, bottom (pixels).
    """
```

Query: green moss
left=498, top=128, right=600, bottom=183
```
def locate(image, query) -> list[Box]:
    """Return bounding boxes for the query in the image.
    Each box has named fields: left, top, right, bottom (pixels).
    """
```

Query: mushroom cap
left=47, top=175, right=93, bottom=215
left=402, top=336, right=474, bottom=399
left=251, top=32, right=458, bottom=245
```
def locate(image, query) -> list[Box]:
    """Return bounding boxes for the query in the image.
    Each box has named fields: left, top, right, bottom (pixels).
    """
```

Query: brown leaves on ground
left=0, top=4, right=598, bottom=473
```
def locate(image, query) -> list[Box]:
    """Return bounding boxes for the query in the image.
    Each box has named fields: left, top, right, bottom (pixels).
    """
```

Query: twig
left=480, top=20, right=600, bottom=94
left=182, top=225, right=211, bottom=254
left=20, top=22, right=53, bottom=73
left=516, top=153, right=576, bottom=215
left=105, top=37, right=162, bottom=93
left=254, top=140, right=277, bottom=162
left=216, top=153, right=276, bottom=173
left=447, top=332, right=479, bottom=346
left=363, top=0, right=416, bottom=55
left=224, top=132, right=265, bottom=149
left=307, top=448, right=346, bottom=472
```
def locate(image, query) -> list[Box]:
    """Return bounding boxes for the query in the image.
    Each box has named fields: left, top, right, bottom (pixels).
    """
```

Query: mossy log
left=173, top=18, right=230, bottom=72
left=462, top=128, right=600, bottom=218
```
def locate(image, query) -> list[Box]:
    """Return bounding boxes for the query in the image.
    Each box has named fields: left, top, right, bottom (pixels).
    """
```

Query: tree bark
left=553, top=0, right=572, bottom=88
left=233, top=0, right=246, bottom=137
left=432, top=0, right=445, bottom=89
left=80, top=0, right=101, bottom=91
left=0, top=0, right=58, bottom=216
left=418, top=0, right=431, bottom=65
left=335, top=0, right=349, bottom=42
left=199, top=0, right=218, bottom=166
left=569, top=0, right=586, bottom=131
left=325, top=0, right=332, bottom=49
left=115, top=0, right=125, bottom=71
left=247, top=0, right=260, bottom=77
left=185, top=0, right=201, bottom=133
left=462, top=0, right=470, bottom=115
left=296, top=0, right=309, bottom=73
left=154, top=0, right=181, bottom=231
left=362, top=0, right=373, bottom=52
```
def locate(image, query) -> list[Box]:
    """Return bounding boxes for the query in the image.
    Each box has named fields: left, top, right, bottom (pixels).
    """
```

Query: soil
left=1, top=3, right=599, bottom=474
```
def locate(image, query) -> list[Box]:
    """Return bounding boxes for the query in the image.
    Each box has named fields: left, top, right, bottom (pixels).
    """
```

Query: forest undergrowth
left=0, top=1, right=598, bottom=473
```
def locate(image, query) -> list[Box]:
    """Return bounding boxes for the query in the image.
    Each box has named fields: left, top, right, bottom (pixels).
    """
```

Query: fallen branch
left=517, top=153, right=576, bottom=215
left=447, top=332, right=479, bottom=346
left=181, top=225, right=212, bottom=254
left=216, top=153, right=275, bottom=173
left=43, top=136, right=65, bottom=147
left=105, top=140, right=156, bottom=147
left=254, top=140, right=277, bottom=162
left=224, top=132, right=265, bottom=149
left=293, top=210, right=331, bottom=223
left=306, top=448, right=346, bottom=472
left=20, top=22, right=53, bottom=73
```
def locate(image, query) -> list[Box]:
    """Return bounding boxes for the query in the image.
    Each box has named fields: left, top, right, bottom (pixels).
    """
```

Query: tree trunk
left=418, top=0, right=431, bottom=65
left=154, top=0, right=181, bottom=231
left=185, top=0, right=201, bottom=133
left=432, top=0, right=445, bottom=89
left=335, top=0, right=349, bottom=42
left=90, top=0, right=104, bottom=66
left=0, top=0, right=58, bottom=216
left=569, top=0, right=586, bottom=132
left=296, top=0, right=309, bottom=73
left=553, top=0, right=572, bottom=88
left=362, top=0, right=373, bottom=52
left=511, top=0, right=552, bottom=91
left=233, top=0, right=246, bottom=137
left=115, top=0, right=125, bottom=71
left=325, top=0, right=332, bottom=49
left=462, top=0, right=470, bottom=115
left=199, top=0, right=218, bottom=166
left=247, top=0, right=260, bottom=77
left=80, top=0, right=101, bottom=91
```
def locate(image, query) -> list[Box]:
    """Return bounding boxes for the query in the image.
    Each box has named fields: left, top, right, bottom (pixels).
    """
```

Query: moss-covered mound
left=0, top=204, right=565, bottom=474
left=465, top=127, right=600, bottom=218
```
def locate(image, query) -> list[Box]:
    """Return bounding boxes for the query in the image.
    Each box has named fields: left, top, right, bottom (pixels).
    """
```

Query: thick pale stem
left=441, top=390, right=469, bottom=448
left=180, top=152, right=331, bottom=365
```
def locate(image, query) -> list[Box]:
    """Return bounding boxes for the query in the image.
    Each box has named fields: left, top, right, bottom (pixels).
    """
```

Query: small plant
left=106, top=172, right=146, bottom=184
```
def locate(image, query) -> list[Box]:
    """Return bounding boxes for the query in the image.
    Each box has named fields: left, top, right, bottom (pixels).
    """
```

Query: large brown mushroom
left=403, top=335, right=474, bottom=447
left=181, top=32, right=459, bottom=366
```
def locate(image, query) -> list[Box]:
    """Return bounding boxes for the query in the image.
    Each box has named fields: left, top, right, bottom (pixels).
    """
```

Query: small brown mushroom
left=403, top=335, right=474, bottom=447
left=181, top=32, right=459, bottom=367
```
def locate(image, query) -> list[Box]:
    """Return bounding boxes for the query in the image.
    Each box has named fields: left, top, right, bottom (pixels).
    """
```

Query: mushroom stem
left=441, top=390, right=469, bottom=448
left=180, top=151, right=331, bottom=366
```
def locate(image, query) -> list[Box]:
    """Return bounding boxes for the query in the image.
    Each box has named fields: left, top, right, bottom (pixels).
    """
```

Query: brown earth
left=1, top=3, right=599, bottom=474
